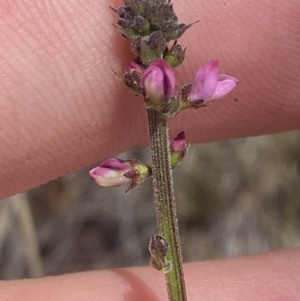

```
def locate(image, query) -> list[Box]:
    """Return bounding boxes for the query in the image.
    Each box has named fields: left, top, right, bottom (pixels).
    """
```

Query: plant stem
left=147, top=108, right=187, bottom=301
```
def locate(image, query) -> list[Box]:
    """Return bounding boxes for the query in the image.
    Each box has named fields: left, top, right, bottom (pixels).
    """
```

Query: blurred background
left=0, top=130, right=300, bottom=279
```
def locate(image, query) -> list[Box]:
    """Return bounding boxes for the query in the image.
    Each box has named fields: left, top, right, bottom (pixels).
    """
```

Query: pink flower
left=89, top=158, right=151, bottom=191
left=140, top=59, right=175, bottom=107
left=188, top=60, right=238, bottom=102
left=89, top=158, right=132, bottom=187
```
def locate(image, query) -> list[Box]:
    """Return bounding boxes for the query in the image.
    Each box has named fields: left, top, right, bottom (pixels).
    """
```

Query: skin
left=0, top=0, right=299, bottom=299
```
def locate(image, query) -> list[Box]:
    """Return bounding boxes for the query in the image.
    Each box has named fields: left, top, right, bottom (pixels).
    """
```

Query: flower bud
left=89, top=158, right=151, bottom=192
left=131, top=31, right=166, bottom=65
left=146, top=2, right=176, bottom=27
left=122, top=61, right=144, bottom=94
left=140, top=59, right=175, bottom=108
left=124, top=0, right=147, bottom=15
left=164, top=42, right=186, bottom=68
left=161, top=21, right=196, bottom=42
left=170, top=131, right=189, bottom=169
left=119, top=15, right=150, bottom=38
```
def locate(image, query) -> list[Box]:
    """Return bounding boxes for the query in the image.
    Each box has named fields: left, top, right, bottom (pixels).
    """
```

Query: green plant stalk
left=147, top=108, right=187, bottom=301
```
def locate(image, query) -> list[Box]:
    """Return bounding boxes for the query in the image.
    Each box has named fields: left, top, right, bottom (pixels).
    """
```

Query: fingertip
left=1, top=248, right=300, bottom=301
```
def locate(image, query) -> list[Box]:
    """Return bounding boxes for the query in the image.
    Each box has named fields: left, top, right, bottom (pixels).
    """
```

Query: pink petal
left=207, top=74, right=239, bottom=100
left=141, top=59, right=175, bottom=101
left=129, top=61, right=143, bottom=73
left=172, top=131, right=186, bottom=152
left=156, top=59, right=176, bottom=99
left=189, top=60, right=219, bottom=101
left=89, top=158, right=132, bottom=187
left=141, top=65, right=165, bottom=99
left=100, top=158, right=132, bottom=170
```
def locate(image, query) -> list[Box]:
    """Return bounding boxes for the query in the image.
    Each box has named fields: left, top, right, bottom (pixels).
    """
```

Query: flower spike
left=94, top=0, right=240, bottom=299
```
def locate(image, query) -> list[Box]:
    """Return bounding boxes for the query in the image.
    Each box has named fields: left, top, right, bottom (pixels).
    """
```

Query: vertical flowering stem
left=147, top=108, right=187, bottom=301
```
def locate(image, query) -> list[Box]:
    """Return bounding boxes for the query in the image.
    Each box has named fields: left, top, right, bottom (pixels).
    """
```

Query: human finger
left=1, top=248, right=299, bottom=300
left=0, top=0, right=299, bottom=198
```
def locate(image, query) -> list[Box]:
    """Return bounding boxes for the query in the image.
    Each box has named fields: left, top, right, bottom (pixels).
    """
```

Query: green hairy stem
left=147, top=108, right=187, bottom=301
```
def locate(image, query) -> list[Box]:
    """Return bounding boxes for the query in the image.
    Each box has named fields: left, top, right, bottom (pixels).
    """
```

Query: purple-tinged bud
left=117, top=15, right=149, bottom=38
left=131, top=31, right=167, bottom=65
left=164, top=41, right=186, bottom=68
left=189, top=60, right=238, bottom=102
left=149, top=234, right=170, bottom=272
left=161, top=21, right=197, bottom=42
left=89, top=158, right=151, bottom=191
left=170, top=131, right=189, bottom=169
left=129, top=61, right=143, bottom=73
left=123, top=60, right=144, bottom=94
left=172, top=131, right=187, bottom=153
left=140, top=59, right=175, bottom=108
